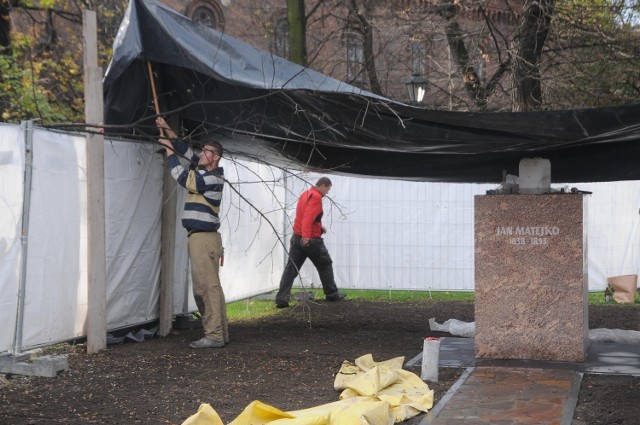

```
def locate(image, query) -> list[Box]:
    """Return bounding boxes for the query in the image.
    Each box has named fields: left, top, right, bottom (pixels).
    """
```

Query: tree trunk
left=438, top=0, right=486, bottom=108
left=287, top=0, right=307, bottom=66
left=349, top=2, right=382, bottom=95
left=511, top=0, right=555, bottom=111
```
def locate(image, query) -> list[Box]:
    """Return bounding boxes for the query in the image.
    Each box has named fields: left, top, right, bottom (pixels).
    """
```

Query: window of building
left=477, top=60, right=485, bottom=82
left=186, top=1, right=224, bottom=30
left=411, top=41, right=427, bottom=76
left=274, top=16, right=289, bottom=58
left=345, top=21, right=364, bottom=84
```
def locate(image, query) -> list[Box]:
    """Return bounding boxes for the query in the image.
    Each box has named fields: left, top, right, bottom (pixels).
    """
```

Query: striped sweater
left=167, top=139, right=224, bottom=232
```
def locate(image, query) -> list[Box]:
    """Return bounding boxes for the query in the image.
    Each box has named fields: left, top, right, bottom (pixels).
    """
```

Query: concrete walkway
left=406, top=337, right=640, bottom=425
left=420, top=366, right=581, bottom=425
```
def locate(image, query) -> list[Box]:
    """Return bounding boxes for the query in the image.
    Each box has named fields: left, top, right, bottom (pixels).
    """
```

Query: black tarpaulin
left=103, top=0, right=640, bottom=183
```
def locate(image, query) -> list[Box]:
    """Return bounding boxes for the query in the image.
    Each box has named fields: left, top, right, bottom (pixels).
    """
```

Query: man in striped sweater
left=157, top=117, right=228, bottom=349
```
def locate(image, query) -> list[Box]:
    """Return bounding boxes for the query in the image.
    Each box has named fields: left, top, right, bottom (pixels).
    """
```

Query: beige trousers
left=187, top=232, right=228, bottom=342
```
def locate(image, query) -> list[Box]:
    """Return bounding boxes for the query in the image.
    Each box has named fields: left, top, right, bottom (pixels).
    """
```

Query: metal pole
left=282, top=171, right=289, bottom=271
left=12, top=120, right=36, bottom=355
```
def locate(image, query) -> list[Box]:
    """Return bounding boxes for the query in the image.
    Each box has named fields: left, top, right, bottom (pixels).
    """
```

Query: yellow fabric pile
left=181, top=354, right=433, bottom=425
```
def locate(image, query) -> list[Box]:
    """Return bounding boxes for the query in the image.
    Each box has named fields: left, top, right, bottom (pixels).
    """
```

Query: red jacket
left=293, top=186, right=324, bottom=238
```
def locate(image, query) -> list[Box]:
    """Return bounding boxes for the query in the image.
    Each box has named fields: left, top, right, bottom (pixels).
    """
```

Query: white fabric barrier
left=287, top=174, right=488, bottom=292
left=1, top=123, right=639, bottom=353
left=0, top=124, right=24, bottom=353
left=107, top=142, right=285, bottom=325
left=21, top=129, right=88, bottom=348
left=109, top=140, right=288, bottom=326
left=327, top=177, right=485, bottom=291
left=219, top=161, right=286, bottom=301
left=172, top=158, right=285, bottom=314
left=288, top=174, right=640, bottom=292
left=581, top=182, right=640, bottom=289
left=104, top=141, right=163, bottom=329
left=0, top=125, right=287, bottom=352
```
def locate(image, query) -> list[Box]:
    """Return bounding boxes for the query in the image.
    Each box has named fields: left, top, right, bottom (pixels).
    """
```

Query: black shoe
left=275, top=301, right=289, bottom=308
left=326, top=292, right=347, bottom=302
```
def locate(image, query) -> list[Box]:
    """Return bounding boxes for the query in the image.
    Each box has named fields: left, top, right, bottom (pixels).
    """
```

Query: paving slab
left=421, top=366, right=581, bottom=425
left=405, top=337, right=640, bottom=425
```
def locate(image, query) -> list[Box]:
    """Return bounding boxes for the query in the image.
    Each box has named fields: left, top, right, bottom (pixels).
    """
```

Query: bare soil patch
left=1, top=300, right=639, bottom=424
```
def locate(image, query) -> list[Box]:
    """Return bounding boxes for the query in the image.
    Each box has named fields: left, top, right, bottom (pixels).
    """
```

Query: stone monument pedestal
left=474, top=194, right=588, bottom=362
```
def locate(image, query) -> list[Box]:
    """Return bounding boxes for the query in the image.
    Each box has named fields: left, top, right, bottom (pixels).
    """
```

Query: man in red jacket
left=275, top=177, right=347, bottom=308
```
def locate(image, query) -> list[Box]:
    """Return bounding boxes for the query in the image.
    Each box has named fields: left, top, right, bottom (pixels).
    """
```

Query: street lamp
left=404, top=72, right=427, bottom=104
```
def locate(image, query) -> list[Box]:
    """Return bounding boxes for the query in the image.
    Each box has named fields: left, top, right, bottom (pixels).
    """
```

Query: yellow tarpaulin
left=181, top=403, right=224, bottom=425
left=181, top=354, right=433, bottom=425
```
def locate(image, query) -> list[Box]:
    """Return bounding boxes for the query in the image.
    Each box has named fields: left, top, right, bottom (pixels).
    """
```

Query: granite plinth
left=474, top=194, right=588, bottom=362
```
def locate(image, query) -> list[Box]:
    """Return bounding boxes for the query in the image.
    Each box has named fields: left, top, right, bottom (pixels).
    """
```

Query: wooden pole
left=146, top=61, right=176, bottom=337
left=83, top=9, right=106, bottom=354
left=147, top=61, right=166, bottom=139
left=147, top=62, right=161, bottom=115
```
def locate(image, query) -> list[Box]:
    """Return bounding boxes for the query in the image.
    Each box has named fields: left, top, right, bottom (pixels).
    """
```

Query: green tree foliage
left=545, top=0, right=640, bottom=108
left=0, top=0, right=126, bottom=124
left=1, top=0, right=639, bottom=125
left=0, top=30, right=84, bottom=122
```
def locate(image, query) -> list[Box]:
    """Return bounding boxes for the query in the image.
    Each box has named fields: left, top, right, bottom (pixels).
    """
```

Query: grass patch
left=226, top=289, right=640, bottom=321
left=226, top=289, right=475, bottom=321
left=589, top=291, right=640, bottom=305
left=226, top=298, right=279, bottom=322
left=338, top=289, right=475, bottom=302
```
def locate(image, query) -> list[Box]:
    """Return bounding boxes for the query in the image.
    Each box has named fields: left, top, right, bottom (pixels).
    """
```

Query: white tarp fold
left=21, top=129, right=88, bottom=348
left=105, top=141, right=163, bottom=328
left=0, top=124, right=24, bottom=352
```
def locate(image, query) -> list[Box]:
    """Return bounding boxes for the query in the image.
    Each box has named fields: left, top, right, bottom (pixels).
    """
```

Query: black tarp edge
left=103, top=0, right=640, bottom=183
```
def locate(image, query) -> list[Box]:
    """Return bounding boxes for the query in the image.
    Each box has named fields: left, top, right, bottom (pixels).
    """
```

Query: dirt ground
left=1, top=300, right=639, bottom=425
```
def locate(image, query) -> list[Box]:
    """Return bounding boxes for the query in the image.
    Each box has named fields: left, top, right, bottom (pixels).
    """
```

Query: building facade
left=162, top=0, right=522, bottom=111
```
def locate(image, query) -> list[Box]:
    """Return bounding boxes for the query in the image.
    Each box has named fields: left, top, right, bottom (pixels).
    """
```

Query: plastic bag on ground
left=428, top=319, right=640, bottom=344
left=589, top=328, right=640, bottom=344
left=608, top=275, right=638, bottom=303
left=428, top=318, right=475, bottom=337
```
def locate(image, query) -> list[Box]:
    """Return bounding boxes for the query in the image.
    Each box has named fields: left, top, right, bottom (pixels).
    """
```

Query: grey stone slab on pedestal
left=407, top=338, right=640, bottom=376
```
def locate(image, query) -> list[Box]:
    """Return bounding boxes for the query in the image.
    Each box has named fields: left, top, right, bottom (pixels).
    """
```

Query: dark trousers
left=276, top=235, right=339, bottom=304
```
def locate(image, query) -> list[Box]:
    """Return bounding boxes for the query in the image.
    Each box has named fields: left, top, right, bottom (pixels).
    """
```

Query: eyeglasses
left=202, top=149, right=220, bottom=156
